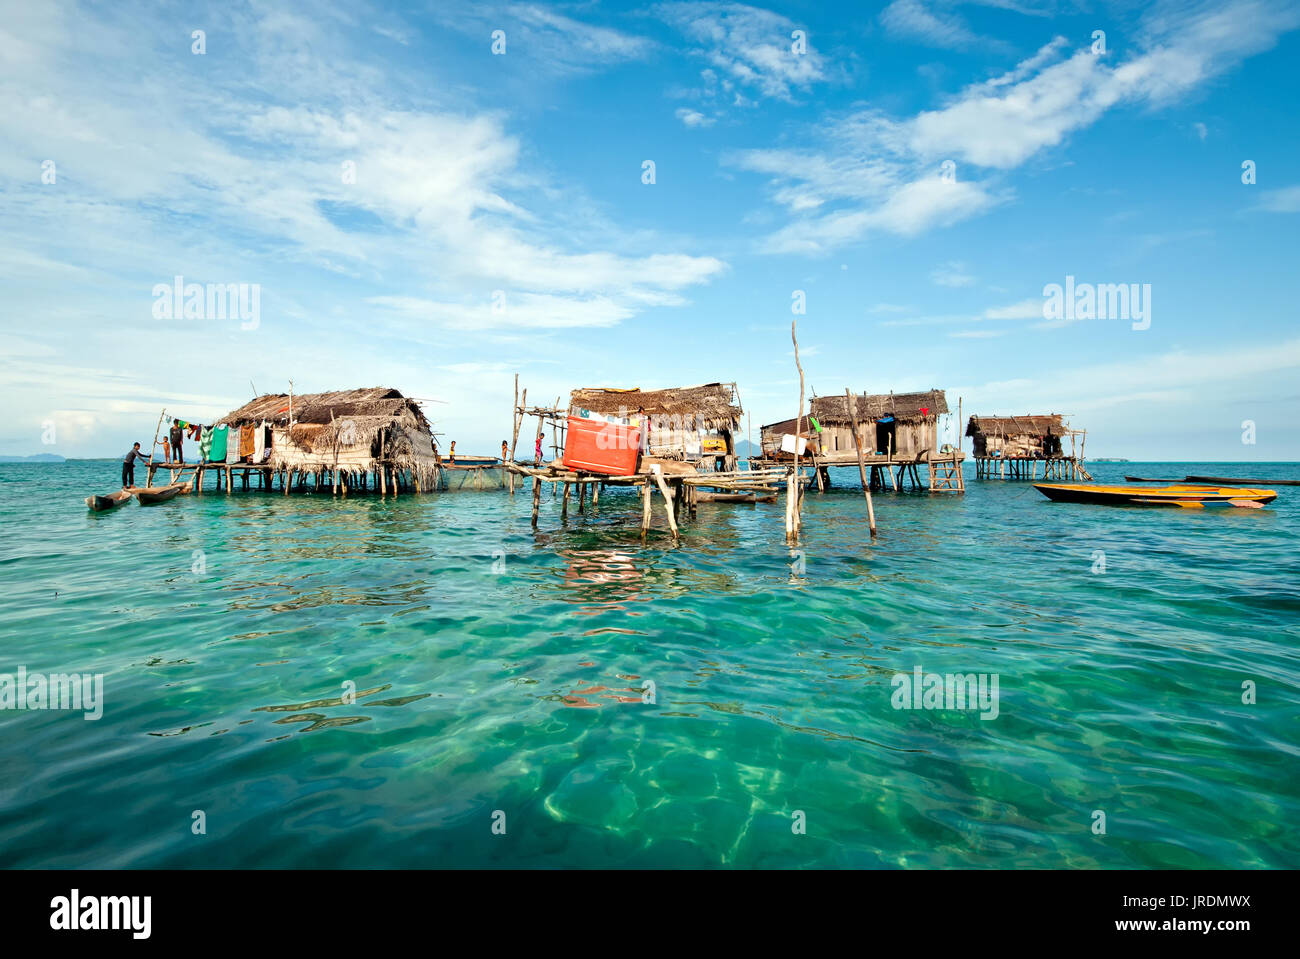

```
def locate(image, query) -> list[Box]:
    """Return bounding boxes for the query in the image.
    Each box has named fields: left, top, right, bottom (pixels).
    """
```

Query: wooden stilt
left=641, top=482, right=652, bottom=536
left=651, top=465, right=678, bottom=540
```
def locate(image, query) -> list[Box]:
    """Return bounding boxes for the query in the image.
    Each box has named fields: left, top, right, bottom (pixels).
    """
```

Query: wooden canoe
left=1034, top=483, right=1277, bottom=507
left=1183, top=474, right=1300, bottom=487
left=86, top=489, right=134, bottom=511
left=136, top=484, right=183, bottom=505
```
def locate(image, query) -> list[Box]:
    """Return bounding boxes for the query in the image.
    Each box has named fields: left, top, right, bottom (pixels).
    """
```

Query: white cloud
left=658, top=2, right=828, bottom=103
left=879, top=0, right=994, bottom=51
left=981, top=297, right=1042, bottom=320
left=931, top=260, right=976, bottom=287
left=0, top=0, right=727, bottom=455
left=729, top=1, right=1300, bottom=255
left=508, top=4, right=654, bottom=62
left=676, top=108, right=716, bottom=128
left=957, top=336, right=1300, bottom=417
left=1252, top=185, right=1300, bottom=213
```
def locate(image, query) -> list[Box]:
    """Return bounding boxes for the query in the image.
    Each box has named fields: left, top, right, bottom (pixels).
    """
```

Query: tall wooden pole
left=147, top=407, right=166, bottom=469
left=845, top=388, right=877, bottom=537
left=791, top=320, right=805, bottom=538
left=508, top=375, right=520, bottom=494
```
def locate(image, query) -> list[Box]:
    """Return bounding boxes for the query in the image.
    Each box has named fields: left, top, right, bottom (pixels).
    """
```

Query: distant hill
left=0, top=453, right=65, bottom=463
left=733, top=439, right=758, bottom=459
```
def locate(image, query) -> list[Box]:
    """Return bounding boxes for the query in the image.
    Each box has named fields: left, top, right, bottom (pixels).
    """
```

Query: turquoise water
left=1, top=460, right=1297, bottom=868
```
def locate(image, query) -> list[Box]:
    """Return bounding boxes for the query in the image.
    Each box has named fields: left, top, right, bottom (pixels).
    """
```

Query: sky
left=2, top=0, right=1299, bottom=461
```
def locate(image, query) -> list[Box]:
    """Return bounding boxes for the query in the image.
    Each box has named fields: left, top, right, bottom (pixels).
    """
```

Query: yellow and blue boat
left=1033, top=483, right=1277, bottom=508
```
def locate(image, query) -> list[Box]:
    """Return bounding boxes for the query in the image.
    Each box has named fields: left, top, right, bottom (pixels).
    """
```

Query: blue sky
left=2, top=0, right=1299, bottom=460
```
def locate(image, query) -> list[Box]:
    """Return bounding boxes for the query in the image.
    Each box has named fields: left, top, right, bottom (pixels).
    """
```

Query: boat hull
left=1034, top=483, right=1277, bottom=507
left=86, top=490, right=133, bottom=511
left=136, top=485, right=182, bottom=505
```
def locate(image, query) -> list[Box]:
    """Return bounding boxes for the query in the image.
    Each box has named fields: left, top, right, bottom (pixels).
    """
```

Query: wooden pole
left=791, top=320, right=805, bottom=535
left=531, top=476, right=541, bottom=526
left=845, top=388, right=877, bottom=537
left=508, top=377, right=522, bottom=495
left=146, top=407, right=166, bottom=481
left=641, top=481, right=652, bottom=536
left=785, top=469, right=795, bottom=539
left=651, top=464, right=678, bottom=540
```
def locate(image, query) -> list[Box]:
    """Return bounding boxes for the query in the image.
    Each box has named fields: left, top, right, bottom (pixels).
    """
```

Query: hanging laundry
left=226, top=426, right=243, bottom=464
left=239, top=424, right=255, bottom=459
left=209, top=425, right=228, bottom=462
left=187, top=423, right=201, bottom=441
left=199, top=425, right=214, bottom=462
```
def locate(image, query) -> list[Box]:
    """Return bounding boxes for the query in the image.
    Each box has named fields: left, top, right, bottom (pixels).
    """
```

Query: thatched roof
left=569, top=382, right=741, bottom=429
left=760, top=416, right=810, bottom=437
left=218, top=387, right=433, bottom=456
left=221, top=387, right=429, bottom=428
left=810, top=389, right=948, bottom=425
left=966, top=414, right=1067, bottom=437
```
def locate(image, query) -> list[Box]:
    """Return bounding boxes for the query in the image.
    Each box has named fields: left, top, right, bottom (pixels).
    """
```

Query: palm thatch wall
left=569, top=382, right=742, bottom=461
left=966, top=414, right=1073, bottom=457
left=762, top=389, right=950, bottom=457
left=218, top=387, right=437, bottom=483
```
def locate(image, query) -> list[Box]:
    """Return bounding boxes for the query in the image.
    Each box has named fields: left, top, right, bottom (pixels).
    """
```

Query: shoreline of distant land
left=0, top=453, right=65, bottom=463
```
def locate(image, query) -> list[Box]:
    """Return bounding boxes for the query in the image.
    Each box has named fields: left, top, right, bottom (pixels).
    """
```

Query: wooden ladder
left=929, top=458, right=965, bottom=493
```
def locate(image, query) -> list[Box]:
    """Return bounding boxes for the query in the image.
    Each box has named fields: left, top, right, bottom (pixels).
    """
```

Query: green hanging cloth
left=210, top=426, right=230, bottom=462
left=199, top=425, right=214, bottom=462
left=810, top=416, right=822, bottom=433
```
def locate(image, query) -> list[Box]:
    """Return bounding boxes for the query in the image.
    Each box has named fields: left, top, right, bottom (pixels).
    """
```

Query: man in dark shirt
left=169, top=422, right=184, bottom=463
left=122, top=443, right=148, bottom=488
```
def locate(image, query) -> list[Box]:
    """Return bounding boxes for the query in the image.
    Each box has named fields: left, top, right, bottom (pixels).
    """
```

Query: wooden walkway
left=505, top=462, right=801, bottom=541
left=750, top=450, right=966, bottom=493
left=974, top=455, right=1091, bottom=481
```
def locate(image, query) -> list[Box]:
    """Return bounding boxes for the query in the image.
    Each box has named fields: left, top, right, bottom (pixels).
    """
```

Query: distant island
left=0, top=453, right=65, bottom=463
left=1090, top=457, right=1129, bottom=462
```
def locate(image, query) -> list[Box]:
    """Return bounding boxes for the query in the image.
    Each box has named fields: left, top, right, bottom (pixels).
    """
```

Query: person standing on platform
left=121, top=442, right=148, bottom=488
left=501, top=440, right=509, bottom=464
left=449, top=440, right=456, bottom=465
left=169, top=420, right=185, bottom=464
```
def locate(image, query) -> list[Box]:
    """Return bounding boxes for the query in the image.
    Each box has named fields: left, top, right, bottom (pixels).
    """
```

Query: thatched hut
left=568, top=382, right=743, bottom=468
left=759, top=416, right=808, bottom=458
left=217, top=387, right=438, bottom=491
left=965, top=414, right=1068, bottom=458
left=763, top=389, right=949, bottom=459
